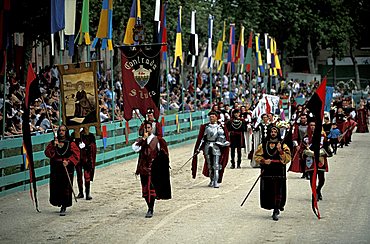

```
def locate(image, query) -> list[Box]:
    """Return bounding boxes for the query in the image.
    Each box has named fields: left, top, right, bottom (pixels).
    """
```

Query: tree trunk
left=332, top=53, right=336, bottom=87
left=307, top=35, right=316, bottom=73
left=349, top=43, right=361, bottom=90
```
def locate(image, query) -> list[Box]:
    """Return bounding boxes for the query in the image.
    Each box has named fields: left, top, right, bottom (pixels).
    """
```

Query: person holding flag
left=45, top=124, right=80, bottom=216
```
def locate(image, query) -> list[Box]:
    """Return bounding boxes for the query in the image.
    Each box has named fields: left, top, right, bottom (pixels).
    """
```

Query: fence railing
left=0, top=111, right=207, bottom=197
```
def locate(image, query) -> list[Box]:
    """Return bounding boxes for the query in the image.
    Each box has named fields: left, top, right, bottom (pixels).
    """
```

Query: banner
left=252, top=94, right=280, bottom=123
left=325, top=86, right=334, bottom=112
left=120, top=44, right=163, bottom=121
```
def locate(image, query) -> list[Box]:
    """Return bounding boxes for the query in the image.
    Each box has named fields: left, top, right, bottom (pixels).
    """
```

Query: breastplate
left=205, top=124, right=220, bottom=141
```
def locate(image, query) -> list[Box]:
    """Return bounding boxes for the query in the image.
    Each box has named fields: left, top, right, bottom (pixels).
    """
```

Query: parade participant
left=356, top=100, right=368, bottom=133
left=132, top=120, right=171, bottom=218
left=344, top=115, right=357, bottom=145
left=251, top=113, right=271, bottom=168
left=138, top=108, right=163, bottom=137
left=327, top=123, right=341, bottom=155
left=291, top=113, right=309, bottom=179
left=192, top=111, right=230, bottom=188
left=226, top=109, right=246, bottom=168
left=301, top=120, right=329, bottom=201
left=254, top=125, right=291, bottom=221
left=72, top=127, right=97, bottom=200
left=45, top=125, right=80, bottom=216
left=218, top=101, right=230, bottom=123
left=240, top=104, right=253, bottom=159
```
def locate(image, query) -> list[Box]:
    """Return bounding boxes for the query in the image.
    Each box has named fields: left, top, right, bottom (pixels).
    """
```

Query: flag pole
left=166, top=57, right=170, bottom=114
left=193, top=65, right=197, bottom=111
left=59, top=49, right=63, bottom=126
left=2, top=50, right=7, bottom=139
left=110, top=50, right=115, bottom=121
left=210, top=67, right=213, bottom=105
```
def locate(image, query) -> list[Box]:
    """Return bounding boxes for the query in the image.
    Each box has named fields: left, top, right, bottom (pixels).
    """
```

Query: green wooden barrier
left=0, top=111, right=206, bottom=197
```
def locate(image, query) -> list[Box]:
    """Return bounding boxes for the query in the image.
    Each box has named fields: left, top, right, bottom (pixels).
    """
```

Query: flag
left=173, top=6, right=182, bottom=67
left=159, top=2, right=167, bottom=60
left=270, top=37, right=282, bottom=77
left=120, top=44, right=163, bottom=120
left=22, top=63, right=41, bottom=212
left=255, top=33, right=264, bottom=76
left=78, top=0, right=91, bottom=46
left=50, top=0, right=65, bottom=55
left=102, top=125, right=108, bottom=149
left=201, top=15, right=213, bottom=69
left=65, top=0, right=76, bottom=56
left=236, top=25, right=245, bottom=73
left=305, top=77, right=327, bottom=220
left=188, top=10, right=198, bottom=67
left=214, top=21, right=225, bottom=72
left=244, top=31, right=253, bottom=73
left=325, top=86, right=334, bottom=112
left=123, top=0, right=140, bottom=45
left=264, top=33, right=271, bottom=65
left=226, top=23, right=235, bottom=74
left=92, top=0, right=113, bottom=51
left=153, top=0, right=161, bottom=43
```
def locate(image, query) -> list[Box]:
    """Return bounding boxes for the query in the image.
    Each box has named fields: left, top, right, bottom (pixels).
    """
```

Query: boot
left=213, top=170, right=220, bottom=188
left=145, top=198, right=155, bottom=218
left=317, top=189, right=323, bottom=201
left=230, top=161, right=235, bottom=169
left=59, top=206, right=66, bottom=216
left=272, top=209, right=280, bottom=221
left=85, top=182, right=92, bottom=200
left=77, top=183, right=84, bottom=198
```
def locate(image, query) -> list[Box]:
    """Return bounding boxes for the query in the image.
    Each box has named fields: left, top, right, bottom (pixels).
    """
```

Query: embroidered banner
left=120, top=44, right=163, bottom=121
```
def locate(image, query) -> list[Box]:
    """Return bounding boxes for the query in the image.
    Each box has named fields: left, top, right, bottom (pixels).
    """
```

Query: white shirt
left=132, top=134, right=160, bottom=152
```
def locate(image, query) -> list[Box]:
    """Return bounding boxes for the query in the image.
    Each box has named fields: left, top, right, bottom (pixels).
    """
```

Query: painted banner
left=325, top=86, right=334, bottom=112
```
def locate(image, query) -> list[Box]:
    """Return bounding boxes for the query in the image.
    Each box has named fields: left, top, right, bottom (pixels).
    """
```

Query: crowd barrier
left=0, top=111, right=207, bottom=197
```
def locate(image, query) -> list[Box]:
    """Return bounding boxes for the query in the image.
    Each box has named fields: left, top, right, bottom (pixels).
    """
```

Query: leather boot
left=77, top=183, right=84, bottom=198
left=60, top=206, right=66, bottom=216
left=272, top=209, right=280, bottom=221
left=85, top=182, right=92, bottom=200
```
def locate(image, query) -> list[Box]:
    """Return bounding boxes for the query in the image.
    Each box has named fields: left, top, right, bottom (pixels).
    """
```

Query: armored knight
left=192, top=111, right=230, bottom=188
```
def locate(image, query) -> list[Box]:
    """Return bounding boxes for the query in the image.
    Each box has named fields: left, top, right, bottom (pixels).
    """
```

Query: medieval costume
left=72, top=128, right=97, bottom=200
left=356, top=103, right=368, bottom=133
left=290, top=113, right=309, bottom=178
left=301, top=122, right=329, bottom=201
left=138, top=108, right=163, bottom=137
left=132, top=121, right=171, bottom=218
left=45, top=125, right=80, bottom=216
left=226, top=109, right=246, bottom=168
left=192, top=111, right=230, bottom=188
left=251, top=114, right=271, bottom=168
left=254, top=125, right=291, bottom=221
left=240, top=105, right=253, bottom=160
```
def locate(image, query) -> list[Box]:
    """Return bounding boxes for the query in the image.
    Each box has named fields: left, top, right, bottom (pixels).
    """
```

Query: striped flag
left=65, top=0, right=76, bottom=56
left=255, top=33, right=264, bottom=76
left=214, top=21, right=226, bottom=71
left=173, top=6, right=183, bottom=68
left=78, top=0, right=91, bottom=46
left=201, top=15, right=213, bottom=69
left=188, top=10, right=198, bottom=68
left=22, top=63, right=41, bottom=212
left=226, top=23, right=235, bottom=74
left=159, top=2, right=167, bottom=60
left=123, top=0, right=141, bottom=45
left=244, top=31, right=253, bottom=73
left=236, top=25, right=245, bottom=73
left=92, top=0, right=113, bottom=51
left=153, top=0, right=161, bottom=43
left=50, top=0, right=65, bottom=56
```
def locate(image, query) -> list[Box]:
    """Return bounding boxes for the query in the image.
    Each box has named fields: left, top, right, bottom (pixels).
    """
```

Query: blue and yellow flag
left=92, top=0, right=113, bottom=50
left=173, top=6, right=183, bottom=68
left=123, top=0, right=141, bottom=45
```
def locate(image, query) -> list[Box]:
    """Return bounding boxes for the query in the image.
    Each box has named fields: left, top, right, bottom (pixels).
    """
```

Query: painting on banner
left=120, top=44, right=163, bottom=121
left=58, top=62, right=101, bottom=137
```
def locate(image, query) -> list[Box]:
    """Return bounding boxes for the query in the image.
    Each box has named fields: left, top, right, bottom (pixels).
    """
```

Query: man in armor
left=226, top=109, right=246, bottom=168
left=192, top=111, right=230, bottom=188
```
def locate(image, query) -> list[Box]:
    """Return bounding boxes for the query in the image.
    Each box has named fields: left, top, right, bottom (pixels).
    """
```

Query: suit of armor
left=200, top=123, right=230, bottom=187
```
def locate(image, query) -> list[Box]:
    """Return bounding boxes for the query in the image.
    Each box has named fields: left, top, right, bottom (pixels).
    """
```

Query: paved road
left=0, top=132, right=369, bottom=244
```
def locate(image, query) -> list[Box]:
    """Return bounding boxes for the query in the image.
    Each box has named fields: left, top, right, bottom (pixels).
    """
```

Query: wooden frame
left=58, top=61, right=101, bottom=138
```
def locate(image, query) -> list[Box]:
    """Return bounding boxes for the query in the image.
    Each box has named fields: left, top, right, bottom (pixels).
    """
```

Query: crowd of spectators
left=1, top=63, right=369, bottom=138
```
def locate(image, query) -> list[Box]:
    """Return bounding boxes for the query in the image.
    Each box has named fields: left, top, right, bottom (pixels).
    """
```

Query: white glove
left=293, top=141, right=298, bottom=147
left=79, top=142, right=86, bottom=149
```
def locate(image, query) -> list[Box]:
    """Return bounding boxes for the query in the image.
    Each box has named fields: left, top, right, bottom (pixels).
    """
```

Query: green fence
left=0, top=111, right=207, bottom=197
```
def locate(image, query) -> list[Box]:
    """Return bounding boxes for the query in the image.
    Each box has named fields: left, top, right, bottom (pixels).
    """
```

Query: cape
left=151, top=137, right=171, bottom=200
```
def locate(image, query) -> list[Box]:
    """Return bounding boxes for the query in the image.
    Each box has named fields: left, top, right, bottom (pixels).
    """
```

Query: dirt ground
left=1, top=133, right=370, bottom=244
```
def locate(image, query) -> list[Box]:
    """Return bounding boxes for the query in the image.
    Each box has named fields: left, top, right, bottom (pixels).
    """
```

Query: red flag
left=305, top=77, right=327, bottom=219
left=265, top=97, right=271, bottom=114
left=25, top=63, right=36, bottom=108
